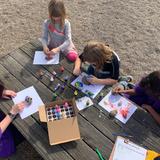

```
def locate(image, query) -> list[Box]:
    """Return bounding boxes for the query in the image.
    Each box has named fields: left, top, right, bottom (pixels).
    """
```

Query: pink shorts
left=66, top=50, right=78, bottom=62
left=48, top=45, right=78, bottom=62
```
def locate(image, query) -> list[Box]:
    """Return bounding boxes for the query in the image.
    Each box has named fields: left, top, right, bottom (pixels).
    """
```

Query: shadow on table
left=28, top=120, right=78, bottom=156
left=121, top=108, right=160, bottom=151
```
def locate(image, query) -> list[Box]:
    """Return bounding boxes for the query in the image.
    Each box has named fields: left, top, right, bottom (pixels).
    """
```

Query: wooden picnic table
left=0, top=40, right=159, bottom=160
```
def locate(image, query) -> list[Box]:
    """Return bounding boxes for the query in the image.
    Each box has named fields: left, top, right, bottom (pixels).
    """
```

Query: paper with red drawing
left=98, top=91, right=137, bottom=123
left=33, top=51, right=60, bottom=65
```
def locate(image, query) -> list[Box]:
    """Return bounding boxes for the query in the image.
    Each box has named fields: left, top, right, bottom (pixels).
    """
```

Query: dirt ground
left=0, top=0, right=160, bottom=159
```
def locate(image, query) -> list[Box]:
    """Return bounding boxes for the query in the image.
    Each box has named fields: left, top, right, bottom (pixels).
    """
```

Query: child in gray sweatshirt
left=41, top=0, right=78, bottom=62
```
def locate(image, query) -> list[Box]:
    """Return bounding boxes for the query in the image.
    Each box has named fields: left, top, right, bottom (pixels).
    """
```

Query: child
left=41, top=0, right=78, bottom=62
left=73, top=41, right=120, bottom=85
left=0, top=82, right=26, bottom=158
left=112, top=71, right=160, bottom=125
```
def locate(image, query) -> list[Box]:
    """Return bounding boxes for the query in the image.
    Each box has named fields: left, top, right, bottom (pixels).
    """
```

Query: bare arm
left=92, top=78, right=117, bottom=85
left=112, top=83, right=136, bottom=95
left=122, top=89, right=136, bottom=95
left=73, top=57, right=82, bottom=75
left=0, top=102, right=25, bottom=134
left=142, top=104, right=160, bottom=125
left=0, top=115, right=13, bottom=133
left=87, top=76, right=117, bottom=85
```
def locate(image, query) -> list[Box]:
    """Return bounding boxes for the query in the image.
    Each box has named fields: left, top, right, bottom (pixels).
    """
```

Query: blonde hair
left=82, top=41, right=113, bottom=69
left=48, top=0, right=66, bottom=29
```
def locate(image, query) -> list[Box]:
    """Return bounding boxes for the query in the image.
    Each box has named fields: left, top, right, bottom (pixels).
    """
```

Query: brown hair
left=140, top=71, right=160, bottom=97
left=81, top=41, right=113, bottom=69
left=48, top=0, right=66, bottom=29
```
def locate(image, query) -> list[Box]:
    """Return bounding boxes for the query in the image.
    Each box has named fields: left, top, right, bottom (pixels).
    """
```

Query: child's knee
left=66, top=51, right=78, bottom=62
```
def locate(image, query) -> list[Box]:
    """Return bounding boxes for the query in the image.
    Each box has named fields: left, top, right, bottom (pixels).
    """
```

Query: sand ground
left=0, top=0, right=160, bottom=159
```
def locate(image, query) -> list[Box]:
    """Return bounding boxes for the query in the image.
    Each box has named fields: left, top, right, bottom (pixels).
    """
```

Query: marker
left=54, top=83, right=61, bottom=91
left=95, top=148, right=105, bottom=160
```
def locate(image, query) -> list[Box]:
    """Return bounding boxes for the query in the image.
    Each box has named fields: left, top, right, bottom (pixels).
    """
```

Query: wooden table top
left=0, top=40, right=159, bottom=160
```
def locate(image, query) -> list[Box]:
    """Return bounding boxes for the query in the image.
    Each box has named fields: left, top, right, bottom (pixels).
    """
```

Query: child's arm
left=0, top=102, right=25, bottom=134
left=87, top=76, right=117, bottom=85
left=112, top=83, right=136, bottom=95
left=2, top=89, right=16, bottom=99
left=58, top=20, right=72, bottom=52
left=41, top=20, right=50, bottom=55
left=121, top=89, right=136, bottom=95
left=0, top=115, right=13, bottom=135
left=73, top=57, right=81, bottom=75
left=142, top=104, right=160, bottom=125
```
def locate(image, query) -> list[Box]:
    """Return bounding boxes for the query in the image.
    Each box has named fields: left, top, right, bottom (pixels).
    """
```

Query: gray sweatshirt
left=41, top=19, right=75, bottom=55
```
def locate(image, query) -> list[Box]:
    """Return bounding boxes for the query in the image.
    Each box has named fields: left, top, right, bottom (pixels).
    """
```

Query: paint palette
left=46, top=103, right=75, bottom=121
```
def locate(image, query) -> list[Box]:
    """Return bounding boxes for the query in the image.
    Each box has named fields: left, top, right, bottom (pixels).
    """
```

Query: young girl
left=0, top=82, right=25, bottom=158
left=41, top=0, right=78, bottom=62
left=112, top=71, right=160, bottom=125
left=73, top=41, right=120, bottom=85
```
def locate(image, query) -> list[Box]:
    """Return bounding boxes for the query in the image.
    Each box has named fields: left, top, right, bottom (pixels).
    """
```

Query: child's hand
left=45, top=54, right=53, bottom=60
left=2, top=90, right=17, bottom=99
left=73, top=67, right=81, bottom=76
left=142, top=104, right=153, bottom=113
left=43, top=47, right=49, bottom=55
left=112, top=84, right=125, bottom=94
left=10, top=101, right=26, bottom=115
left=87, top=76, right=99, bottom=84
left=51, top=47, right=60, bottom=55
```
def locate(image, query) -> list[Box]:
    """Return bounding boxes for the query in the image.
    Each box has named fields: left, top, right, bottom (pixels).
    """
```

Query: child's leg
left=66, top=50, right=78, bottom=62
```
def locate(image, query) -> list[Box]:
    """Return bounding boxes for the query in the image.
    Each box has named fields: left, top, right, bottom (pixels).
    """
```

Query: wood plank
left=29, top=39, right=43, bottom=51
left=8, top=42, right=117, bottom=159
left=0, top=55, right=53, bottom=103
left=0, top=63, right=74, bottom=160
left=131, top=108, right=160, bottom=135
left=20, top=42, right=76, bottom=85
left=1, top=101, right=72, bottom=160
left=77, top=114, right=114, bottom=159
left=30, top=40, right=75, bottom=75
left=80, top=105, right=160, bottom=152
left=10, top=41, right=159, bottom=152
left=16, top=41, right=160, bottom=150
left=56, top=60, right=160, bottom=152
left=0, top=55, right=100, bottom=160
left=8, top=48, right=115, bottom=141
left=10, top=45, right=85, bottom=103
left=10, top=48, right=82, bottom=100
left=53, top=45, right=160, bottom=136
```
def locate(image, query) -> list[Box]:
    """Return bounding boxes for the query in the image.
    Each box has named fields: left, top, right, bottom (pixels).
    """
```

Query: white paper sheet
left=76, top=96, right=93, bottom=111
left=99, top=91, right=137, bottom=123
left=71, top=72, right=105, bottom=98
left=112, top=137, right=147, bottom=160
left=33, top=51, right=60, bottom=65
left=12, top=86, right=44, bottom=119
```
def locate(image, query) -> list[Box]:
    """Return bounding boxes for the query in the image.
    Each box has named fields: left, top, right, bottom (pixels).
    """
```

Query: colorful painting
left=99, top=91, right=137, bottom=123
left=71, top=72, right=104, bottom=98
